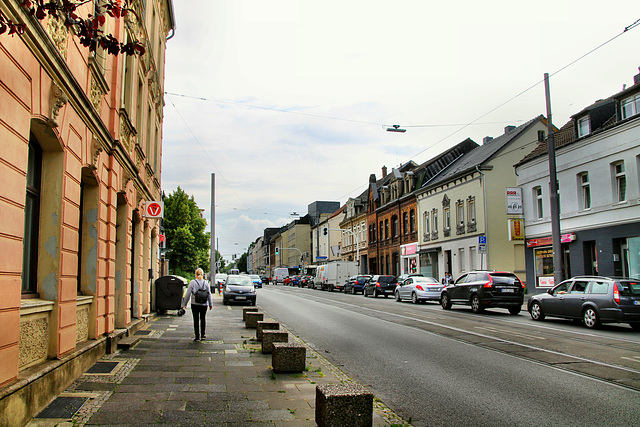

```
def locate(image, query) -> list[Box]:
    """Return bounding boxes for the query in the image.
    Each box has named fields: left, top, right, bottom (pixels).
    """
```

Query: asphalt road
left=254, top=285, right=640, bottom=427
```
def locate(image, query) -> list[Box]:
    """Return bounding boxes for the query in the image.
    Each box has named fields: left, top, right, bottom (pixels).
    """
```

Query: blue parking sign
left=479, top=235, right=487, bottom=244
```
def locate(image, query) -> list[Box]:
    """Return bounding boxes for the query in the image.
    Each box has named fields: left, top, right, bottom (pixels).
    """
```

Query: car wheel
left=352, top=287, right=356, bottom=295
left=629, top=322, right=640, bottom=331
left=471, top=294, right=484, bottom=313
left=583, top=307, right=600, bottom=329
left=373, top=291, right=378, bottom=298
left=411, top=293, right=419, bottom=304
left=395, top=291, right=401, bottom=302
left=529, top=301, right=545, bottom=320
left=508, top=306, right=521, bottom=315
left=363, top=289, right=368, bottom=297
left=440, top=293, right=452, bottom=310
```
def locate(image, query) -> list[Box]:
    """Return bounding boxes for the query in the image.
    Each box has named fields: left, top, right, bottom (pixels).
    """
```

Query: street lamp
left=386, top=125, right=406, bottom=133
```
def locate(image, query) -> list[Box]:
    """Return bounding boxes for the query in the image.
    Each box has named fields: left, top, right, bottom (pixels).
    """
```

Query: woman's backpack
left=194, top=280, right=208, bottom=304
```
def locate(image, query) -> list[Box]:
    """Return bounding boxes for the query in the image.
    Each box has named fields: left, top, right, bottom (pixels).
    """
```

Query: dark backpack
left=194, top=280, right=208, bottom=304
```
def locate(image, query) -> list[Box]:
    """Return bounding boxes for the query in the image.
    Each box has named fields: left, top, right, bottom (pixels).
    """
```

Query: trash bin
left=155, top=275, right=188, bottom=315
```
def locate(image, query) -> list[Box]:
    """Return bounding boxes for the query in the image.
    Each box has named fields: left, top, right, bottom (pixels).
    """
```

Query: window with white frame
left=621, top=93, right=640, bottom=119
left=467, top=197, right=476, bottom=223
left=469, top=247, right=476, bottom=270
left=456, top=201, right=464, bottom=226
left=578, top=172, right=591, bottom=210
left=613, top=161, right=626, bottom=202
left=459, top=248, right=465, bottom=272
left=534, top=186, right=543, bottom=219
left=577, top=116, right=590, bottom=138
left=423, top=211, right=430, bottom=240
left=432, top=209, right=438, bottom=236
left=444, top=207, right=450, bottom=230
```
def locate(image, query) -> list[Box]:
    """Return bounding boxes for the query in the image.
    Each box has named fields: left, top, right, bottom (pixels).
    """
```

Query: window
left=403, top=212, right=408, bottom=235
left=444, top=207, right=450, bottom=230
left=379, top=221, right=383, bottom=241
left=470, top=247, right=476, bottom=270
left=578, top=172, right=591, bottom=210
left=423, top=212, right=430, bottom=241
left=577, top=116, right=590, bottom=138
left=409, top=209, right=415, bottom=233
left=621, top=93, right=640, bottom=119
left=23, top=137, right=42, bottom=294
left=613, top=161, right=626, bottom=202
left=384, top=219, right=389, bottom=240
left=459, top=248, right=465, bottom=272
left=392, top=215, right=398, bottom=237
left=589, top=281, right=608, bottom=294
left=432, top=210, right=438, bottom=236
left=457, top=202, right=464, bottom=226
left=534, top=186, right=543, bottom=219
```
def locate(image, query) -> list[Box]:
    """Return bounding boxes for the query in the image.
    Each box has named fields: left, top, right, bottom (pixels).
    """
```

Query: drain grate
left=86, top=361, right=119, bottom=374
left=36, top=396, right=88, bottom=419
left=134, top=330, right=152, bottom=335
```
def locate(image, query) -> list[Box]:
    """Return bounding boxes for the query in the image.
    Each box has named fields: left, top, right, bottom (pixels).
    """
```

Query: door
left=543, top=281, right=571, bottom=317
left=400, top=278, right=412, bottom=299
left=563, top=280, right=589, bottom=318
left=448, top=273, right=469, bottom=301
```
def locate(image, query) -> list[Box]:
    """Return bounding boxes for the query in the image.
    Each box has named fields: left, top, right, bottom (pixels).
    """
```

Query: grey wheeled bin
left=155, top=275, right=188, bottom=315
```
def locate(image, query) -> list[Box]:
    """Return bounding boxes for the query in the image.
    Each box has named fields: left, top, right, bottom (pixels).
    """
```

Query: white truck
left=314, top=261, right=358, bottom=292
left=273, top=267, right=289, bottom=285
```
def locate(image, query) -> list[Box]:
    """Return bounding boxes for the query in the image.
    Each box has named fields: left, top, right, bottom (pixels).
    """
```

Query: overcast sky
left=161, top=0, right=639, bottom=262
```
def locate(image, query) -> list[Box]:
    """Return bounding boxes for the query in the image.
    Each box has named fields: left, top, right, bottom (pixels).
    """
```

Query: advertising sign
left=508, top=218, right=524, bottom=241
left=144, top=201, right=164, bottom=218
left=506, top=187, right=523, bottom=214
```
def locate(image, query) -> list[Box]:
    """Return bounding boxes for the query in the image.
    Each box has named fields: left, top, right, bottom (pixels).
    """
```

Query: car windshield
left=618, top=280, right=640, bottom=296
left=227, top=276, right=253, bottom=286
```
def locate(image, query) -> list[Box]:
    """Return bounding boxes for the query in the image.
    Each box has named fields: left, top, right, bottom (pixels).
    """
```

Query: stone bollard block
left=243, top=307, right=259, bottom=321
left=315, top=383, right=373, bottom=427
left=245, top=312, right=264, bottom=328
left=261, top=330, right=288, bottom=353
left=256, top=320, right=280, bottom=341
left=272, top=342, right=306, bottom=373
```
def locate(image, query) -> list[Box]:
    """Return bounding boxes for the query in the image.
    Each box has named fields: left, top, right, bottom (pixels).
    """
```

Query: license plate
left=236, top=296, right=246, bottom=300
left=501, top=288, right=515, bottom=293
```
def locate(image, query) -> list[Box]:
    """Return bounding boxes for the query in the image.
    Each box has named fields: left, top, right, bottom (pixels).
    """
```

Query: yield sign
left=145, top=201, right=164, bottom=218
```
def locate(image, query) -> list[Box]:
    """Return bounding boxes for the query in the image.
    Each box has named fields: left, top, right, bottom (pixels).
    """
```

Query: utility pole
left=210, top=173, right=216, bottom=278
left=544, top=73, right=563, bottom=286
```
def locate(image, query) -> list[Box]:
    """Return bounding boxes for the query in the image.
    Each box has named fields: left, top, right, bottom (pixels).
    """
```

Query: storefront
left=401, top=243, right=419, bottom=275
left=418, top=248, right=440, bottom=280
left=527, top=233, right=576, bottom=288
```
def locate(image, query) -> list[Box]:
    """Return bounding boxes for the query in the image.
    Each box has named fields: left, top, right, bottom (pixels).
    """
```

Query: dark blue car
left=343, top=275, right=372, bottom=295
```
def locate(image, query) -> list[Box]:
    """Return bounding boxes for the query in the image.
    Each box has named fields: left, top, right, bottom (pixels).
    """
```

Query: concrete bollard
left=242, top=306, right=259, bottom=321
left=315, top=383, right=373, bottom=427
left=245, top=311, right=264, bottom=328
left=261, top=330, right=288, bottom=353
left=256, top=320, right=280, bottom=341
left=272, top=342, right=306, bottom=373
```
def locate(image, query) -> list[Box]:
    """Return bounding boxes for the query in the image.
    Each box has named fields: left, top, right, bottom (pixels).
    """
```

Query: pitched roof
left=515, top=120, right=574, bottom=166
left=423, top=115, right=545, bottom=189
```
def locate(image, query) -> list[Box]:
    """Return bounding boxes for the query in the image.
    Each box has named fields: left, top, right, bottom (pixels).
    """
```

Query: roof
left=515, top=120, right=574, bottom=166
left=423, top=115, right=546, bottom=189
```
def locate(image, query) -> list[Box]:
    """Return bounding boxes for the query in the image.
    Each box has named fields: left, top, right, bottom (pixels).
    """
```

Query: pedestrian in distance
left=182, top=268, right=212, bottom=341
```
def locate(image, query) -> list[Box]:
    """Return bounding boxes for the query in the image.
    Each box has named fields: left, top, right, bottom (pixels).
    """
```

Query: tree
left=236, top=252, right=248, bottom=274
left=163, top=187, right=210, bottom=278
left=0, top=0, right=145, bottom=56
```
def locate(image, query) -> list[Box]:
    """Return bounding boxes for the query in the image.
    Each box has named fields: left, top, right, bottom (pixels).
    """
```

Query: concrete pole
left=210, top=173, right=216, bottom=277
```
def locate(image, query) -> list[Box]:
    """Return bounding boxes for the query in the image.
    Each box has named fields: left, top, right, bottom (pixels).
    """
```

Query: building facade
left=340, top=191, right=368, bottom=274
left=516, top=72, right=640, bottom=289
left=0, top=1, right=174, bottom=424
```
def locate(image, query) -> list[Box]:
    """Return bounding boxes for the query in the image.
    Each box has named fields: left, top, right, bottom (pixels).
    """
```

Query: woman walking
left=182, top=268, right=212, bottom=341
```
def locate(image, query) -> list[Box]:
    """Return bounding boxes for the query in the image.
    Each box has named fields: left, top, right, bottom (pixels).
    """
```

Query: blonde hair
left=195, top=268, right=204, bottom=279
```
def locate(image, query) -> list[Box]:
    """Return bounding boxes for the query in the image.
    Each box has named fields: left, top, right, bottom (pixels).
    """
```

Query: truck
left=314, top=261, right=358, bottom=292
left=272, top=267, right=289, bottom=285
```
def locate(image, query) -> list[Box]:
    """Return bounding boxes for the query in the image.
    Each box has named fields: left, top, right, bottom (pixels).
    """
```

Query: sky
left=161, top=0, right=640, bottom=263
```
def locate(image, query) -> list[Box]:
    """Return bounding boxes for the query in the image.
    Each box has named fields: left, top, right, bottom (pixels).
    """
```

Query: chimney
left=382, top=165, right=387, bottom=178
left=369, top=174, right=377, bottom=183
left=504, top=125, right=516, bottom=134
left=483, top=136, right=493, bottom=144
left=634, top=67, right=640, bottom=85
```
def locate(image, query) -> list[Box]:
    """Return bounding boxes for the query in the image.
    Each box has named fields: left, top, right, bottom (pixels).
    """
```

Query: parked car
left=260, top=275, right=270, bottom=284
left=363, top=275, right=397, bottom=298
left=283, top=276, right=291, bottom=286
left=528, top=276, right=640, bottom=329
left=300, top=275, right=313, bottom=288
left=222, top=275, right=256, bottom=305
left=395, top=273, right=424, bottom=283
left=213, top=273, right=228, bottom=293
left=343, top=275, right=372, bottom=294
left=395, top=276, right=442, bottom=303
left=289, top=275, right=301, bottom=286
left=440, top=271, right=524, bottom=314
left=249, top=274, right=262, bottom=288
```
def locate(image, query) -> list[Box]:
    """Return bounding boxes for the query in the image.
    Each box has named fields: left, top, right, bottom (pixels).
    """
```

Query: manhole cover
left=36, top=396, right=87, bottom=419
left=86, top=361, right=119, bottom=374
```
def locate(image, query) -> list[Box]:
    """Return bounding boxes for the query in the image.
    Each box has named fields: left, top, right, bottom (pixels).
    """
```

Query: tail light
left=416, top=285, right=424, bottom=291
left=376, top=282, right=381, bottom=288
left=613, top=283, right=620, bottom=305
left=483, top=275, right=494, bottom=288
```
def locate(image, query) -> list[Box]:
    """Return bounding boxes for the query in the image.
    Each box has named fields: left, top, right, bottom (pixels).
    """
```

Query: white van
left=315, top=261, right=358, bottom=291
left=273, top=267, right=289, bottom=284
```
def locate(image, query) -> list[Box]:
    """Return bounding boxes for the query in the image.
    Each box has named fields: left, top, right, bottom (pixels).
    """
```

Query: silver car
left=395, top=276, right=443, bottom=304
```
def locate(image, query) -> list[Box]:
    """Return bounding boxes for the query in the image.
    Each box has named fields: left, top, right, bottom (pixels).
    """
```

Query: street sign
left=144, top=201, right=164, bottom=218
left=479, top=244, right=486, bottom=253
left=478, top=235, right=487, bottom=244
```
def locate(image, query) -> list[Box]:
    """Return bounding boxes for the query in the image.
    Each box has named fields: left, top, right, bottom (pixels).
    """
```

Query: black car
left=363, top=275, right=397, bottom=298
left=300, top=275, right=313, bottom=288
left=528, top=276, right=640, bottom=329
left=440, top=271, right=524, bottom=314
left=222, top=275, right=257, bottom=306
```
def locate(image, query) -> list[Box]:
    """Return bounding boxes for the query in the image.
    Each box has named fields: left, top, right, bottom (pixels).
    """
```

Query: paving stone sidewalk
left=28, top=293, right=409, bottom=426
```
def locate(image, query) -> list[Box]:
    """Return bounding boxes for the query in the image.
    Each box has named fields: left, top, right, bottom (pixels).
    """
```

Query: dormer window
left=621, top=93, right=640, bottom=119
left=577, top=116, right=590, bottom=138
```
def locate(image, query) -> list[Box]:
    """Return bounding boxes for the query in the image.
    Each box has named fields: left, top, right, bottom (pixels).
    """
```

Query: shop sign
left=508, top=218, right=524, bottom=241
left=527, top=233, right=575, bottom=247
left=538, top=276, right=555, bottom=287
left=402, top=243, right=417, bottom=256
left=506, top=187, right=523, bottom=214
left=144, top=201, right=163, bottom=218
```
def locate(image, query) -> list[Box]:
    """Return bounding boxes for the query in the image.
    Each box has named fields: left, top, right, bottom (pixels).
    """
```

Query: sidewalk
left=28, top=292, right=408, bottom=426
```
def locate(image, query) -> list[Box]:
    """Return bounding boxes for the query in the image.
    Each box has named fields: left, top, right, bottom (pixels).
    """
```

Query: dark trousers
left=191, top=304, right=208, bottom=338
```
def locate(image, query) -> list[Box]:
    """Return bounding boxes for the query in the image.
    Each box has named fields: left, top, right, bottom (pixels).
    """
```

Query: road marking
left=621, top=356, right=640, bottom=364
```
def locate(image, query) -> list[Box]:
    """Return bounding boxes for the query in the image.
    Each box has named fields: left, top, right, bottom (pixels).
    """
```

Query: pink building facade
left=0, top=1, right=174, bottom=423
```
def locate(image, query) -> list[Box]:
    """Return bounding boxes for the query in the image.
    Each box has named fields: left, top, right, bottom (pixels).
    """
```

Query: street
left=255, top=284, right=640, bottom=427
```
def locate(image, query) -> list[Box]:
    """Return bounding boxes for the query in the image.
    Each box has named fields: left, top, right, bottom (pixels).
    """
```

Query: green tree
left=163, top=187, right=210, bottom=278
left=236, top=252, right=248, bottom=273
